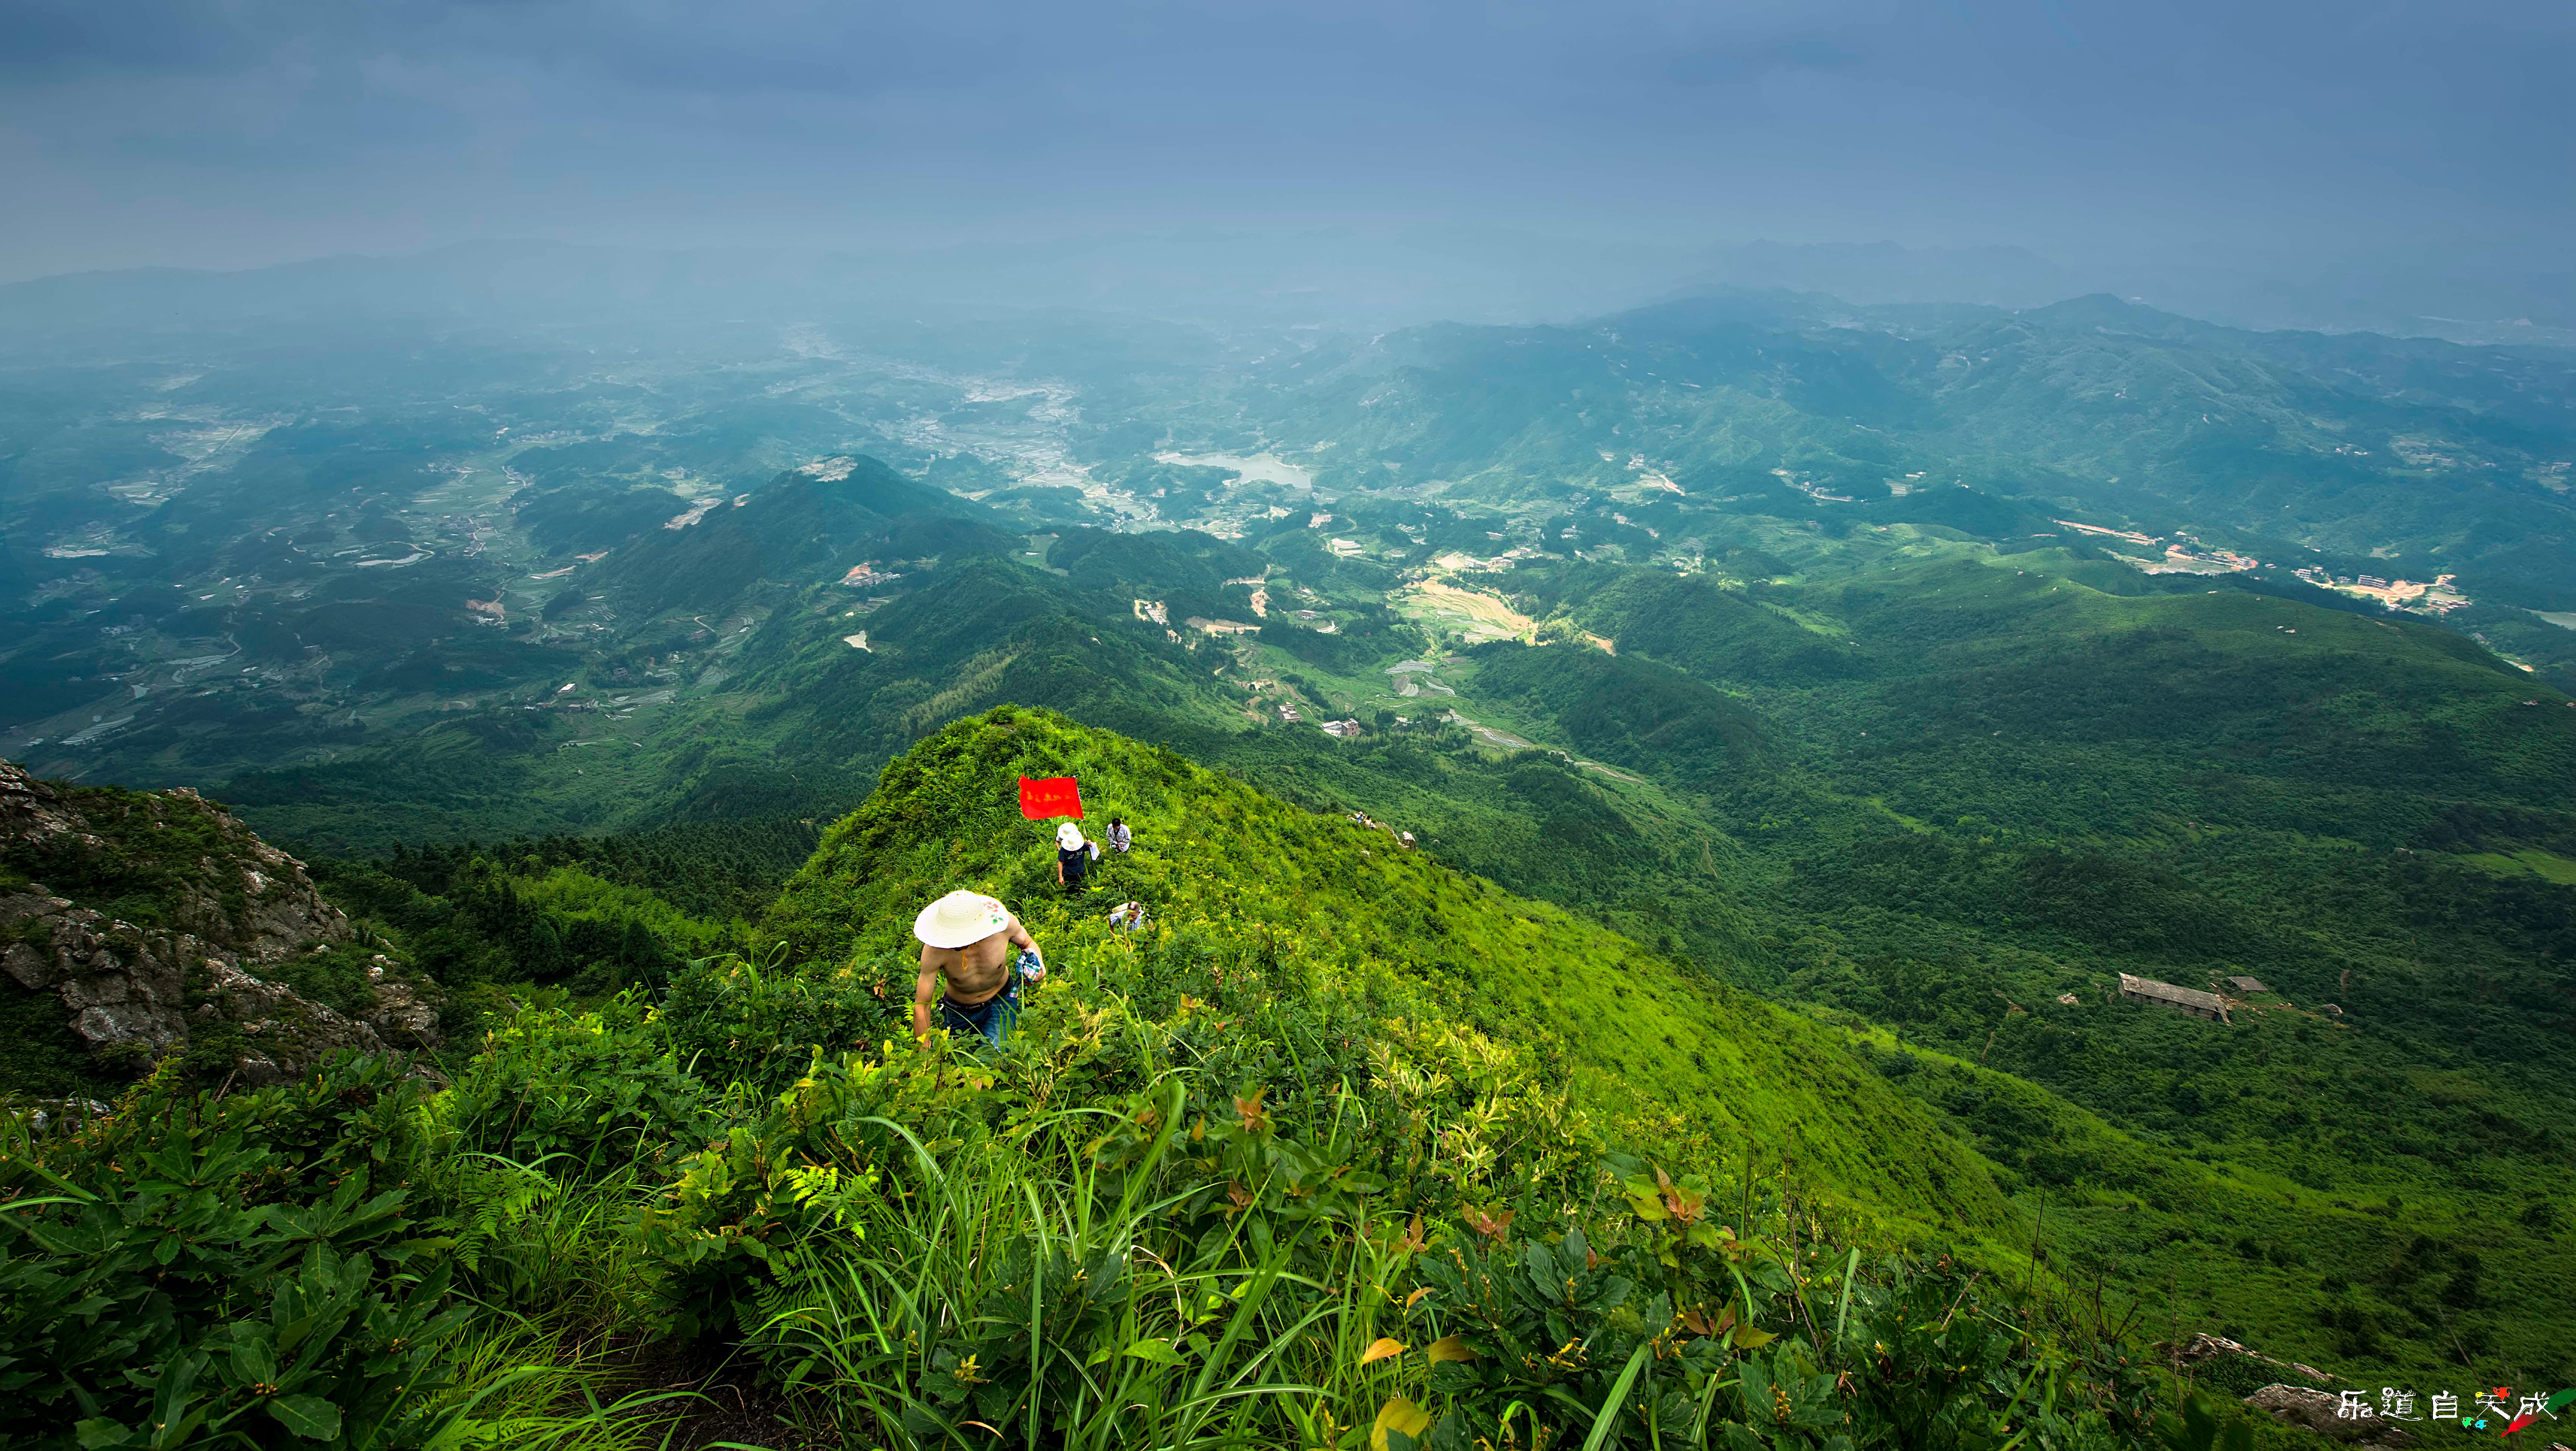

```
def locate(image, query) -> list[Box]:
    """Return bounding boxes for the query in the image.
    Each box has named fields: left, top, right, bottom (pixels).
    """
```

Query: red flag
left=1018, top=776, right=1083, bottom=819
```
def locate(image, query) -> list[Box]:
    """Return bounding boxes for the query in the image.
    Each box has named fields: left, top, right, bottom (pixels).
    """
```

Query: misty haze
left=3, top=4, right=2573, bottom=1448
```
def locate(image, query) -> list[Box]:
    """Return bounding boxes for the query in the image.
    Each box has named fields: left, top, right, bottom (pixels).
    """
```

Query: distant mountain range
left=6, top=233, right=2569, bottom=349
left=1216, top=290, right=2576, bottom=611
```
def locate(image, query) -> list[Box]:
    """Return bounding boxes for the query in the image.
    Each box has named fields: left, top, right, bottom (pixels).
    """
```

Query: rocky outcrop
left=2243, top=1385, right=2414, bottom=1448
left=2176, top=1331, right=2333, bottom=1384
left=1, top=762, right=439, bottom=1086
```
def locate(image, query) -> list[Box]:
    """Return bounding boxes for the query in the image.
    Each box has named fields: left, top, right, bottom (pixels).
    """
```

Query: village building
left=2226, top=975, right=2270, bottom=994
left=2119, top=972, right=2228, bottom=1021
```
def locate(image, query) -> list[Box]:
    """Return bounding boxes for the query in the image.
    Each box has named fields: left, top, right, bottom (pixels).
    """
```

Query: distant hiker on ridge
left=911, top=890, right=1045, bottom=1048
left=1056, top=821, right=1094, bottom=894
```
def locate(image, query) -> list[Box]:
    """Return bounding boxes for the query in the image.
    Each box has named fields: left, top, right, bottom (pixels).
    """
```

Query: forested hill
left=103, top=482, right=2576, bottom=1403
left=588, top=455, right=1020, bottom=620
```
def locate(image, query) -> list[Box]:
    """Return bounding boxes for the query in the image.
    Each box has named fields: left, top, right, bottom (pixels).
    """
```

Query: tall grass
left=746, top=1098, right=1346, bottom=1448
left=640, top=973, right=2158, bottom=1450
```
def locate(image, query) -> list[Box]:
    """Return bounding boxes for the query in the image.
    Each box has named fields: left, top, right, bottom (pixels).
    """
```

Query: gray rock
left=1, top=760, right=440, bottom=1083
left=2243, top=1385, right=2415, bottom=1448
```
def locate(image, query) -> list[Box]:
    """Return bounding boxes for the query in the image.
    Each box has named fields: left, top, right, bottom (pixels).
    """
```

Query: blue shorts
left=937, top=957, right=1029, bottom=1047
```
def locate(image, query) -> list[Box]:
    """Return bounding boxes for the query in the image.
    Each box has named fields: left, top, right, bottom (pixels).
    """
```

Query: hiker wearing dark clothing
left=1056, top=821, right=1092, bottom=893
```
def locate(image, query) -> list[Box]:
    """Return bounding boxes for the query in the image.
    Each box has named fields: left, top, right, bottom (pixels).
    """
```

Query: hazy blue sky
left=3, top=0, right=2567, bottom=283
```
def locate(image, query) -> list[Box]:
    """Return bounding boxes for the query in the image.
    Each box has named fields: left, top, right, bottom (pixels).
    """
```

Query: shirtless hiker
left=911, top=889, right=1045, bottom=1048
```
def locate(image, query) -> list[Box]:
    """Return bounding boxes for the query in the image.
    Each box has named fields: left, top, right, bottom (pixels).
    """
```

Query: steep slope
left=0, top=763, right=438, bottom=1096
left=758, top=706, right=2016, bottom=1240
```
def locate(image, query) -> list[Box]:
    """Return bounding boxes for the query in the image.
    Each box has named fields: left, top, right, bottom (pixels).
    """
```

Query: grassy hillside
left=759, top=706, right=2015, bottom=1242
left=4, top=710, right=2189, bottom=1451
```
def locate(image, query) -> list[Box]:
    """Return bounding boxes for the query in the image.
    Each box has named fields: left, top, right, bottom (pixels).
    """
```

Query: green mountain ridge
left=3, top=709, right=2193, bottom=1451
left=590, top=457, right=1018, bottom=620
left=756, top=708, right=2015, bottom=1237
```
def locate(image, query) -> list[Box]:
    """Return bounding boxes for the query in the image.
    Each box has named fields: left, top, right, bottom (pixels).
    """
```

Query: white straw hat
left=913, top=890, right=1009, bottom=949
left=1055, top=822, right=1084, bottom=850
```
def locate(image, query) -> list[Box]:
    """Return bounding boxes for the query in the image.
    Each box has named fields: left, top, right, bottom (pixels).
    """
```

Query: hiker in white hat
left=910, top=889, right=1045, bottom=1048
left=1054, top=821, right=1094, bottom=895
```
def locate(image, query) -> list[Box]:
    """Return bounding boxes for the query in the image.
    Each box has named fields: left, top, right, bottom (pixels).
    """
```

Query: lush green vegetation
left=14, top=284, right=2576, bottom=1447
left=1423, top=547, right=2576, bottom=1389
left=6, top=709, right=2220, bottom=1450
left=310, top=818, right=819, bottom=1016
left=24, top=464, right=2576, bottom=1409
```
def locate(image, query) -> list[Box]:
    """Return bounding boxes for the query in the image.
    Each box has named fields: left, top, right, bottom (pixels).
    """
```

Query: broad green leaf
left=1122, top=1337, right=1183, bottom=1365
left=1732, top=1322, right=1778, bottom=1350
left=1371, top=1396, right=1433, bottom=1451
left=1427, top=1335, right=1479, bottom=1363
left=269, top=1395, right=343, bottom=1441
left=227, top=1330, right=277, bottom=1390
left=74, top=1421, right=134, bottom=1449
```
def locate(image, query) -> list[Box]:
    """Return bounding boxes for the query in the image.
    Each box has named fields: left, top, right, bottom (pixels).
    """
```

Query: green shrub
left=0, top=1059, right=466, bottom=1450
left=660, top=952, right=906, bottom=1095
left=427, top=992, right=715, bottom=1181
